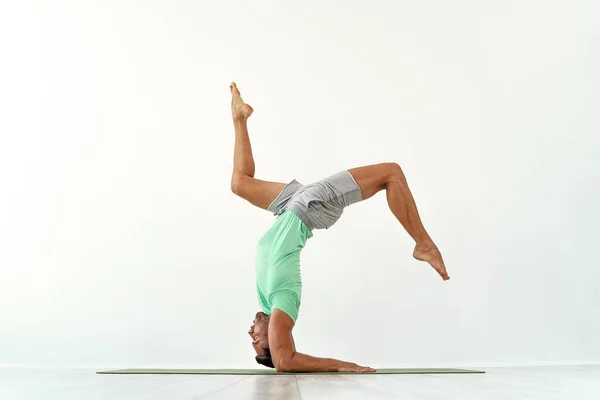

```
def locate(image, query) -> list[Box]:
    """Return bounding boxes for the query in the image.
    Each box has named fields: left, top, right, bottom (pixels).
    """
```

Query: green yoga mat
left=97, top=368, right=484, bottom=375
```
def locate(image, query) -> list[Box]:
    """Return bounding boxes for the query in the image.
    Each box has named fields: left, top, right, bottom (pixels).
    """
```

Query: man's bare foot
left=413, top=243, right=450, bottom=281
left=230, top=82, right=253, bottom=121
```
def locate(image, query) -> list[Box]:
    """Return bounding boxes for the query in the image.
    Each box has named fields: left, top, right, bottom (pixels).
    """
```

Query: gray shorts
left=267, top=170, right=363, bottom=230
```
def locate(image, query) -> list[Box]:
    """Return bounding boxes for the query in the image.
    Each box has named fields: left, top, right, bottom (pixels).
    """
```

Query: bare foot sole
left=230, top=82, right=254, bottom=121
left=413, top=244, right=450, bottom=281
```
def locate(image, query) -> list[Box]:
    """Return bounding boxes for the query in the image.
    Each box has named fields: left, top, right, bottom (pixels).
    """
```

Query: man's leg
left=348, top=163, right=450, bottom=280
left=230, top=82, right=286, bottom=210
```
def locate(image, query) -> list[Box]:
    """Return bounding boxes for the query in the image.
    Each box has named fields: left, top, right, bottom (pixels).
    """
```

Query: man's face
left=248, top=311, right=269, bottom=356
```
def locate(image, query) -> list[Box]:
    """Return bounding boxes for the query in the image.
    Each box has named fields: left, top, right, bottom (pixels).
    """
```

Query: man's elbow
left=274, top=360, right=289, bottom=373
left=274, top=355, right=294, bottom=373
left=275, top=364, right=288, bottom=373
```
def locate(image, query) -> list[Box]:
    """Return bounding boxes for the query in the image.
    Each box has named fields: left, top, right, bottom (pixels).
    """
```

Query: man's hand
left=337, top=362, right=376, bottom=373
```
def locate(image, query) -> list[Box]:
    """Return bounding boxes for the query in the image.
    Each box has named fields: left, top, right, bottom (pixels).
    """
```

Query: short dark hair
left=255, top=347, right=275, bottom=368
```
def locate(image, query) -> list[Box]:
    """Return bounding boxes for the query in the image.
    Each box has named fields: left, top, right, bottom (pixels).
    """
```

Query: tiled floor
left=1, top=365, right=599, bottom=399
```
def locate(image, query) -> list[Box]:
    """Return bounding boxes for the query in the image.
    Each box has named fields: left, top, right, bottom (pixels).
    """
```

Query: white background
left=0, top=0, right=598, bottom=369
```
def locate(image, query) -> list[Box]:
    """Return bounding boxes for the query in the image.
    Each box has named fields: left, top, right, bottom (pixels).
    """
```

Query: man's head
left=248, top=311, right=274, bottom=368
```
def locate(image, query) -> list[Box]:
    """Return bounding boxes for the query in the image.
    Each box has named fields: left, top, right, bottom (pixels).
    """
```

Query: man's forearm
left=278, top=352, right=349, bottom=372
left=267, top=310, right=375, bottom=373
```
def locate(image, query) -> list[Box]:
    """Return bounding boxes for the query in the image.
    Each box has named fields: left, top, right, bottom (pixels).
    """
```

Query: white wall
left=1, top=0, right=598, bottom=368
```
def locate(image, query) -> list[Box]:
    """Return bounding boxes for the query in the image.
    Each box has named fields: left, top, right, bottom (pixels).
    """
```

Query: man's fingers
left=338, top=363, right=377, bottom=373
left=355, top=365, right=376, bottom=372
left=340, top=368, right=376, bottom=373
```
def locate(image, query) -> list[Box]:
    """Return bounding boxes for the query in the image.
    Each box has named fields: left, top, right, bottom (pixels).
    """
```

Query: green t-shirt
left=255, top=210, right=312, bottom=323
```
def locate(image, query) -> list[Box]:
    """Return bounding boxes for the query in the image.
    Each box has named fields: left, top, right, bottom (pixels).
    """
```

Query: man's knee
left=231, top=173, right=246, bottom=196
left=386, top=162, right=406, bottom=182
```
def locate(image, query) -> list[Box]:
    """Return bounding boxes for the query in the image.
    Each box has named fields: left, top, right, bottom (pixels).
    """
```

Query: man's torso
left=255, top=210, right=311, bottom=323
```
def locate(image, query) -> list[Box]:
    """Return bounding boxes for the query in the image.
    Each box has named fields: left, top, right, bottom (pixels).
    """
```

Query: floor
left=1, top=366, right=599, bottom=399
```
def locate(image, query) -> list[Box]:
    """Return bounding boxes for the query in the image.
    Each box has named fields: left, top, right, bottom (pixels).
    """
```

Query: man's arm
left=268, top=309, right=376, bottom=373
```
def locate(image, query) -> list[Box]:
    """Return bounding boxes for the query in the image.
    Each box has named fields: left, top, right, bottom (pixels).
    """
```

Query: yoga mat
left=97, top=368, right=484, bottom=375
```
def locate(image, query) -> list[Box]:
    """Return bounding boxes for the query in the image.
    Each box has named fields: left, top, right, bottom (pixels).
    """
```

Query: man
left=229, top=82, right=449, bottom=373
